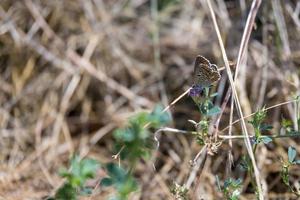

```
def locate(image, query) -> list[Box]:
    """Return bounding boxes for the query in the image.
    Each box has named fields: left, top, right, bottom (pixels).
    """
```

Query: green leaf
left=103, top=163, right=138, bottom=199
left=282, top=118, right=293, bottom=128
left=231, top=190, right=241, bottom=200
left=224, top=178, right=232, bottom=189
left=113, top=104, right=171, bottom=163
left=55, top=183, right=77, bottom=200
left=259, top=124, right=273, bottom=131
left=288, top=146, right=297, bottom=163
left=101, top=177, right=114, bottom=187
left=233, top=178, right=242, bottom=187
left=80, top=159, right=100, bottom=178
left=239, top=156, right=250, bottom=171
left=287, top=131, right=300, bottom=135
left=296, top=160, right=300, bottom=164
left=158, top=0, right=181, bottom=11
left=130, top=112, right=149, bottom=127
left=80, top=187, right=93, bottom=195
left=210, top=92, right=219, bottom=97
left=206, top=106, right=221, bottom=116
left=106, top=163, right=127, bottom=181
left=222, top=178, right=242, bottom=200
left=117, top=176, right=138, bottom=197
left=199, top=100, right=214, bottom=115
left=147, top=104, right=171, bottom=128
left=58, top=168, right=70, bottom=178
left=56, top=154, right=100, bottom=200
left=249, top=108, right=267, bottom=128
left=114, top=129, right=135, bottom=142
left=261, top=136, right=272, bottom=144
left=70, top=155, right=81, bottom=177
left=281, top=164, right=290, bottom=186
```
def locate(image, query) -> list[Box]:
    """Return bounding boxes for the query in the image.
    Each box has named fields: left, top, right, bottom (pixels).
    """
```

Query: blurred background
left=1, top=0, right=300, bottom=199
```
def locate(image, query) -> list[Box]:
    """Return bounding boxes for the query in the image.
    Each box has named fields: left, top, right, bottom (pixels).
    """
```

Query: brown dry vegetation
left=1, top=0, right=300, bottom=200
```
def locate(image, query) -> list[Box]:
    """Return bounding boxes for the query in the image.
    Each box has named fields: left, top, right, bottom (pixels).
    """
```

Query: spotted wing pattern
left=193, top=55, right=221, bottom=86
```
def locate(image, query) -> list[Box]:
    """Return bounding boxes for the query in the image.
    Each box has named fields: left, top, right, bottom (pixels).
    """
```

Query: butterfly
left=193, top=55, right=221, bottom=87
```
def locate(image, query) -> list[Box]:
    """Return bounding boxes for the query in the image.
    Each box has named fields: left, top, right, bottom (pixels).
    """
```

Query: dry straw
left=206, top=0, right=264, bottom=199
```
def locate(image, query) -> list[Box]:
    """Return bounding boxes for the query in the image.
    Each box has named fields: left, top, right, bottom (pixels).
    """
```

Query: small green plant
left=281, top=118, right=300, bottom=135
left=101, top=104, right=171, bottom=199
left=216, top=176, right=243, bottom=200
left=113, top=105, right=171, bottom=167
left=101, top=163, right=138, bottom=200
left=280, top=95, right=300, bottom=135
left=248, top=108, right=273, bottom=146
left=237, top=108, right=273, bottom=194
left=190, top=87, right=221, bottom=117
left=189, top=86, right=221, bottom=152
left=53, top=155, right=100, bottom=200
left=280, top=146, right=300, bottom=196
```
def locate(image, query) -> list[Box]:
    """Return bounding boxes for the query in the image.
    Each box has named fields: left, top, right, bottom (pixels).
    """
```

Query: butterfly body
left=193, top=55, right=221, bottom=87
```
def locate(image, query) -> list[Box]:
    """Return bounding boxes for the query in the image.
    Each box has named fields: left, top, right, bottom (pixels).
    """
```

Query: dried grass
left=1, top=0, right=300, bottom=199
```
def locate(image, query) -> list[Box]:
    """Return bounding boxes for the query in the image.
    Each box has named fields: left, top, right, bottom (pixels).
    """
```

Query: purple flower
left=189, top=85, right=204, bottom=97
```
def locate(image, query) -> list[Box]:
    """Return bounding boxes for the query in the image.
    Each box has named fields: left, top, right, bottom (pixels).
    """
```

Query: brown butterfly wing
left=193, top=56, right=220, bottom=86
left=194, top=64, right=214, bottom=86
left=194, top=55, right=211, bottom=69
left=194, top=56, right=210, bottom=85
left=209, top=64, right=221, bottom=82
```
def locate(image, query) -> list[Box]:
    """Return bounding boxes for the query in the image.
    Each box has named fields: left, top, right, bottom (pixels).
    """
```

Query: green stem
left=253, top=143, right=258, bottom=154
left=204, top=87, right=210, bottom=97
